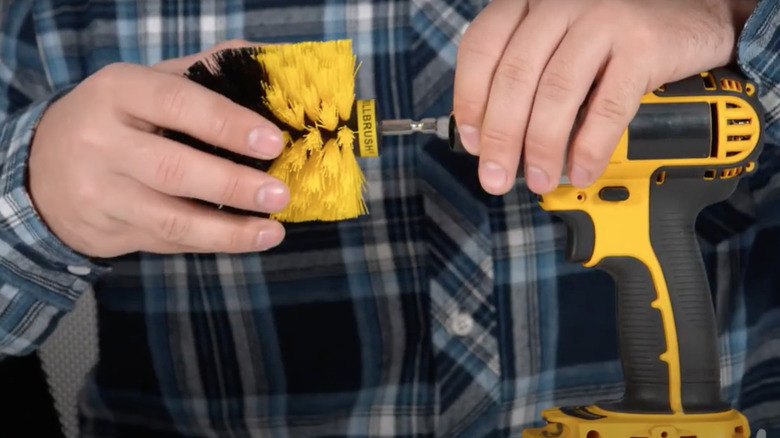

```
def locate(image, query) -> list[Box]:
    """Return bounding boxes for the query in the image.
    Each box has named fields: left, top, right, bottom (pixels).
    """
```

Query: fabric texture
left=39, top=288, right=99, bottom=438
left=0, top=0, right=780, bottom=436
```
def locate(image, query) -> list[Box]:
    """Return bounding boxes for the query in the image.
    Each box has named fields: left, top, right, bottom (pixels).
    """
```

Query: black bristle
left=162, top=47, right=281, bottom=216
left=163, top=47, right=278, bottom=170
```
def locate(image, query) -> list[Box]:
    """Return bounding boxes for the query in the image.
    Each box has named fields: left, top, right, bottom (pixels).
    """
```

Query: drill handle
left=555, top=167, right=745, bottom=414
left=595, top=235, right=726, bottom=414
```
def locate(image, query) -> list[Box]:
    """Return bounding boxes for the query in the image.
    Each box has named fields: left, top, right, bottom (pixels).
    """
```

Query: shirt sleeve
left=737, top=0, right=780, bottom=145
left=0, top=2, right=110, bottom=360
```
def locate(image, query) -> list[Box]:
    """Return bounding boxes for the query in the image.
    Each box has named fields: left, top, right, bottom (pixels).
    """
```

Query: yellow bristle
left=337, top=60, right=358, bottom=120
left=299, top=148, right=324, bottom=194
left=257, top=39, right=369, bottom=223
left=318, top=101, right=339, bottom=131
left=301, top=128, right=323, bottom=152
left=266, top=149, right=291, bottom=181
left=281, top=130, right=293, bottom=146
left=339, top=140, right=367, bottom=215
left=320, top=138, right=342, bottom=177
left=263, top=85, right=306, bottom=131
left=285, top=138, right=309, bottom=173
left=336, top=126, right=355, bottom=148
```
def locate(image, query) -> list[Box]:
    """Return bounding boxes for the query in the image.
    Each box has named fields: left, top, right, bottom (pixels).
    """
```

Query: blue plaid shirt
left=2, top=1, right=780, bottom=436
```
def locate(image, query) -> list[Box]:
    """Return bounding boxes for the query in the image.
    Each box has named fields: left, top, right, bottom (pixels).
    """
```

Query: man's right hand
left=28, top=41, right=289, bottom=258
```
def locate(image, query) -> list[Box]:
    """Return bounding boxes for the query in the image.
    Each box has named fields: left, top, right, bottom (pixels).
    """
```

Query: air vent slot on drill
left=721, top=167, right=744, bottom=179
left=721, top=78, right=742, bottom=92
left=727, top=118, right=751, bottom=125
left=701, top=72, right=716, bottom=90
left=727, top=135, right=751, bottom=142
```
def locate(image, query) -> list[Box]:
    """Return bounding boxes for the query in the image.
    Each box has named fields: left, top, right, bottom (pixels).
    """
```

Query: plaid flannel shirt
left=2, top=0, right=780, bottom=436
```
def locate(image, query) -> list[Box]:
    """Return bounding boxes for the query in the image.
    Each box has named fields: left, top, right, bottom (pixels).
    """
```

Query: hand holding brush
left=29, top=38, right=438, bottom=258
left=27, top=41, right=289, bottom=258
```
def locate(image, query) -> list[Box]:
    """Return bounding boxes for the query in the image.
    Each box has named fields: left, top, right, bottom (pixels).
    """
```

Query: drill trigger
left=552, top=210, right=595, bottom=263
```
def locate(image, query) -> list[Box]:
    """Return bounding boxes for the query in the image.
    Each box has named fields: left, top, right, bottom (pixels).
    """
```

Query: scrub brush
left=164, top=39, right=456, bottom=223
left=163, top=39, right=380, bottom=223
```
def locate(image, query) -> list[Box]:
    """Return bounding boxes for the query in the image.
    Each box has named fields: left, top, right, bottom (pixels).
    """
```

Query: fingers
left=113, top=181, right=285, bottom=253
left=452, top=0, right=529, bottom=155
left=116, top=130, right=289, bottom=214
left=472, top=2, right=571, bottom=195
left=99, top=230, right=201, bottom=255
left=567, top=60, right=646, bottom=187
left=102, top=63, right=283, bottom=160
left=522, top=22, right=611, bottom=193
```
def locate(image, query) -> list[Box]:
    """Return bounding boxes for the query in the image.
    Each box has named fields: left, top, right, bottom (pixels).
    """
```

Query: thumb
left=152, top=39, right=266, bottom=75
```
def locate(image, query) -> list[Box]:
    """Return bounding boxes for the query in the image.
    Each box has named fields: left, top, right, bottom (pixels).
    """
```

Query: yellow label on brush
left=355, top=99, right=379, bottom=157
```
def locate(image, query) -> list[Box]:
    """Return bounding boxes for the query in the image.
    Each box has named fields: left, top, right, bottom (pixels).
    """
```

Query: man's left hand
left=453, top=0, right=758, bottom=195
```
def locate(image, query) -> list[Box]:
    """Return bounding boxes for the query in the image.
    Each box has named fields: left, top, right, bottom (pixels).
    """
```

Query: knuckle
left=625, top=23, right=655, bottom=52
left=494, top=56, right=537, bottom=92
left=226, top=226, right=251, bottom=252
left=523, top=134, right=559, bottom=163
left=209, top=113, right=232, bottom=144
left=158, top=212, right=191, bottom=242
left=458, top=29, right=502, bottom=62
left=74, top=126, right=107, bottom=153
left=538, top=70, right=573, bottom=101
left=572, top=132, right=617, bottom=168
left=71, top=177, right=103, bottom=205
left=154, top=152, right=186, bottom=189
left=573, top=143, right=606, bottom=167
left=480, top=126, right=515, bottom=149
left=218, top=173, right=244, bottom=206
left=157, top=82, right=189, bottom=123
left=591, top=95, right=630, bottom=121
left=451, top=97, right=484, bottom=124
left=89, top=62, right=128, bottom=89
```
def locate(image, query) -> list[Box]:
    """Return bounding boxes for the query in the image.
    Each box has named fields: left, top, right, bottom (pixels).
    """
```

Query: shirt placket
left=420, top=148, right=501, bottom=437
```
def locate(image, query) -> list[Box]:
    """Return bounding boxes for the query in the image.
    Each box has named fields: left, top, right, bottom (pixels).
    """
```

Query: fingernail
left=256, top=225, right=285, bottom=251
left=256, top=181, right=289, bottom=211
left=479, top=161, right=507, bottom=192
left=458, top=125, right=480, bottom=154
left=525, top=166, right=550, bottom=192
left=248, top=126, right=283, bottom=158
left=255, top=231, right=275, bottom=250
left=570, top=164, right=591, bottom=187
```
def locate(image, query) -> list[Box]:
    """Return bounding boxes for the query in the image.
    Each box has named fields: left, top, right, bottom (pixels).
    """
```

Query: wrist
left=724, top=0, right=761, bottom=60
left=729, top=0, right=760, bottom=29
left=704, top=0, right=760, bottom=65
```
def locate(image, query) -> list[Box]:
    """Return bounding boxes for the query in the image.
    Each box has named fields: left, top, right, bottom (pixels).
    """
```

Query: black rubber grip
left=596, top=256, right=673, bottom=413
left=647, top=167, right=735, bottom=413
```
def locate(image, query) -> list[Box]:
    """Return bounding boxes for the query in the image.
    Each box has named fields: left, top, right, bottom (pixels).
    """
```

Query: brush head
left=162, top=40, right=379, bottom=223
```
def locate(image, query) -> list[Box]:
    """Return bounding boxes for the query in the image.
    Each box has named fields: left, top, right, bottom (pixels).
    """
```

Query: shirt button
left=67, top=265, right=91, bottom=276
left=449, top=312, right=474, bottom=336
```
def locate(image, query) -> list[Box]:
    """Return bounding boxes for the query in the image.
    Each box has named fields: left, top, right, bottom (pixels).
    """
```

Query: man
left=1, top=0, right=779, bottom=436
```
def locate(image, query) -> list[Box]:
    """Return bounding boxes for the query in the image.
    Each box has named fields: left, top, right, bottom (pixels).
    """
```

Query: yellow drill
left=377, top=66, right=765, bottom=438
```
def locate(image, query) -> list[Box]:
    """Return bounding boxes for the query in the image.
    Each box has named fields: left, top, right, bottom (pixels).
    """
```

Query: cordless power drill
left=373, top=66, right=764, bottom=438
left=445, top=67, right=764, bottom=438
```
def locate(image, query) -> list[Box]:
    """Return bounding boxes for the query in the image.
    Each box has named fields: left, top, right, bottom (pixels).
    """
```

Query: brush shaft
left=380, top=118, right=438, bottom=135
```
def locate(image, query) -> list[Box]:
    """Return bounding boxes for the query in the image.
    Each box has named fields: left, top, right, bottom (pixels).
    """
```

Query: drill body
left=522, top=68, right=765, bottom=438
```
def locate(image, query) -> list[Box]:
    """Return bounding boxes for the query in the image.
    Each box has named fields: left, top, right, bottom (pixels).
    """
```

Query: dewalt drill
left=376, top=66, right=765, bottom=438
